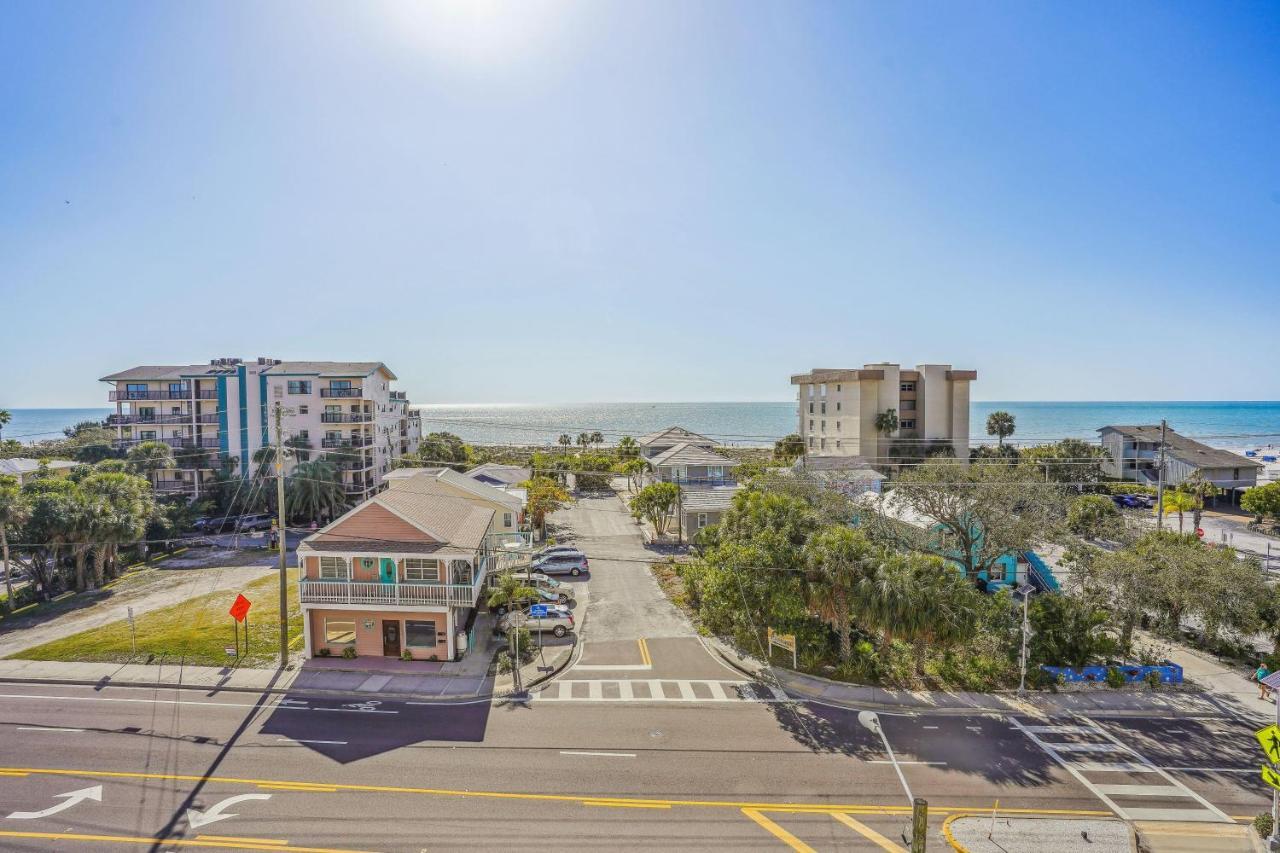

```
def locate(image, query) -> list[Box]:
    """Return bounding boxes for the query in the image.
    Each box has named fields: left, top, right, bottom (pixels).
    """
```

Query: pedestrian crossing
left=532, top=679, right=790, bottom=704
left=1011, top=717, right=1231, bottom=823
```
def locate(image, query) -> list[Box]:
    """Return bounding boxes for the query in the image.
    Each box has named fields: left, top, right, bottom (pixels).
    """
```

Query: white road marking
left=588, top=681, right=603, bottom=700
left=921, top=726, right=939, bottom=730
left=1094, top=784, right=1186, bottom=797
left=1076, top=762, right=1159, bottom=773
left=573, top=664, right=653, bottom=671
left=560, top=751, right=637, bottom=758
left=16, top=726, right=84, bottom=733
left=1049, top=742, right=1128, bottom=753
left=531, top=679, right=786, bottom=703
left=0, top=691, right=397, bottom=714
left=868, top=760, right=947, bottom=766
left=1123, top=808, right=1228, bottom=823
left=275, top=738, right=347, bottom=745
left=1158, top=767, right=1251, bottom=773
left=1023, top=725, right=1098, bottom=734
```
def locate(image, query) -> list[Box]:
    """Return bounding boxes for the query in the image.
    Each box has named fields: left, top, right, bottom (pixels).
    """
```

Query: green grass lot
left=11, top=569, right=302, bottom=668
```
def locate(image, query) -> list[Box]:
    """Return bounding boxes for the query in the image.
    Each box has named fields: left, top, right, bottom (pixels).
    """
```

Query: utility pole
left=1017, top=584, right=1035, bottom=696
left=273, top=402, right=289, bottom=669
left=1155, top=419, right=1167, bottom=532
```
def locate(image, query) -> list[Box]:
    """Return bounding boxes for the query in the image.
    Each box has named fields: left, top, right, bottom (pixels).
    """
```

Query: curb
left=493, top=638, right=577, bottom=699
left=0, top=674, right=492, bottom=705
left=940, top=812, right=973, bottom=852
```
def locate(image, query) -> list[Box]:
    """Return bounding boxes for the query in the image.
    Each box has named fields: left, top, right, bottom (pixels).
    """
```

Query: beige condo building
left=790, top=363, right=977, bottom=461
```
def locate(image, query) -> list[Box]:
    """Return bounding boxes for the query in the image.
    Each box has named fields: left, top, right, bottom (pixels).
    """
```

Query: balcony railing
left=320, top=388, right=363, bottom=398
left=109, top=414, right=190, bottom=426
left=321, top=436, right=373, bottom=448
left=112, top=436, right=221, bottom=451
left=152, top=479, right=197, bottom=493
left=109, top=390, right=189, bottom=401
left=299, top=578, right=483, bottom=608
left=320, top=412, right=373, bottom=423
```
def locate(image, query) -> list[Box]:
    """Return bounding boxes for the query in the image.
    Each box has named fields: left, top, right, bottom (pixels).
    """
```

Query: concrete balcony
left=109, top=413, right=191, bottom=426
left=320, top=387, right=363, bottom=398
left=322, top=436, right=373, bottom=448
left=299, top=577, right=484, bottom=608
left=113, top=436, right=221, bottom=451
left=321, top=412, right=373, bottom=423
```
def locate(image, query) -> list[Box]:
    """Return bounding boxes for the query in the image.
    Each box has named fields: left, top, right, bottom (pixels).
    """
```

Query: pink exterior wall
left=308, top=607, right=452, bottom=660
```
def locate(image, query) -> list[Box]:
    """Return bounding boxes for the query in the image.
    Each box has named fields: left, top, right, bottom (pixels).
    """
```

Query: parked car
left=531, top=553, right=588, bottom=577
left=534, top=545, right=585, bottom=561
left=498, top=604, right=575, bottom=638
left=511, top=570, right=573, bottom=603
left=1111, top=494, right=1142, bottom=509
left=234, top=513, right=274, bottom=533
left=193, top=516, right=234, bottom=533
left=489, top=586, right=562, bottom=615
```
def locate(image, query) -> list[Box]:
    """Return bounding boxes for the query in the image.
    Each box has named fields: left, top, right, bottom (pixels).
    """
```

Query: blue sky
left=2, top=1, right=1277, bottom=407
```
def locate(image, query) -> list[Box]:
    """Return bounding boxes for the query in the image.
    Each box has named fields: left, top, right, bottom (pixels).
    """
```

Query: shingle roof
left=636, top=426, right=717, bottom=447
left=1098, top=425, right=1263, bottom=470
left=0, top=458, right=78, bottom=477
left=100, top=365, right=220, bottom=381
left=792, top=456, right=886, bottom=480
left=100, top=361, right=394, bottom=381
left=466, top=463, right=531, bottom=486
left=679, top=486, right=742, bottom=513
left=303, top=488, right=494, bottom=553
left=647, top=442, right=737, bottom=468
left=384, top=467, right=524, bottom=512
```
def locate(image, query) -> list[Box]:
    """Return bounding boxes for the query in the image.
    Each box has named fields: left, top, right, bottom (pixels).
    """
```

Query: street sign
left=229, top=594, right=251, bottom=623
left=1263, top=764, right=1280, bottom=793
left=1258, top=725, right=1280, bottom=764
left=529, top=604, right=550, bottom=618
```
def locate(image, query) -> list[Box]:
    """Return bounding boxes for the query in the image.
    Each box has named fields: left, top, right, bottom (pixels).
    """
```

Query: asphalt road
left=0, top=488, right=1267, bottom=851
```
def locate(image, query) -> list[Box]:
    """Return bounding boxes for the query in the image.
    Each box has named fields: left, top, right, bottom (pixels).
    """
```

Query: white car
left=511, top=570, right=573, bottom=603
left=498, top=605, right=575, bottom=638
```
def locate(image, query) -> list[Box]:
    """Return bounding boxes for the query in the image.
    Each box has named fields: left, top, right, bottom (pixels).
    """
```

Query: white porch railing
left=300, top=577, right=484, bottom=608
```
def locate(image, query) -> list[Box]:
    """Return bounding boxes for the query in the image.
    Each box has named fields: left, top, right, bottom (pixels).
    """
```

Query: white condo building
left=101, top=358, right=421, bottom=501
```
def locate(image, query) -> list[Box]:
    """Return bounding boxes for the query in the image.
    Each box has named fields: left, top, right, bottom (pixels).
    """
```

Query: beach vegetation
left=985, top=410, right=1016, bottom=447
left=629, top=481, right=680, bottom=537
left=1242, top=482, right=1280, bottom=524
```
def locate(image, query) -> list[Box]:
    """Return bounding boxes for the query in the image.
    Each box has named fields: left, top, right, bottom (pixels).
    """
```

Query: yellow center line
left=196, top=836, right=289, bottom=846
left=0, top=765, right=1128, bottom=816
left=0, top=830, right=372, bottom=853
left=637, top=638, right=651, bottom=667
left=584, top=801, right=671, bottom=809
left=741, top=808, right=816, bottom=853
left=829, top=812, right=906, bottom=852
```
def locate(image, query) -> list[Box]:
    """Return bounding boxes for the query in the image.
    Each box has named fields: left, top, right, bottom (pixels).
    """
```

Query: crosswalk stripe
left=1023, top=725, right=1099, bottom=735
left=1094, top=784, right=1191, bottom=798
left=1075, top=762, right=1159, bottom=773
left=530, top=679, right=783, bottom=703
left=1048, top=743, right=1128, bottom=753
left=1123, top=808, right=1228, bottom=822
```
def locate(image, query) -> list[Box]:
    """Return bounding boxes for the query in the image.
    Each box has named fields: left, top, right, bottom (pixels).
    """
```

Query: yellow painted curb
left=941, top=812, right=973, bottom=852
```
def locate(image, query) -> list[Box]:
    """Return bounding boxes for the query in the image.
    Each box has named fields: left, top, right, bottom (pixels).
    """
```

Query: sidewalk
left=710, top=638, right=1272, bottom=721
left=0, top=655, right=494, bottom=701
left=945, top=815, right=1130, bottom=853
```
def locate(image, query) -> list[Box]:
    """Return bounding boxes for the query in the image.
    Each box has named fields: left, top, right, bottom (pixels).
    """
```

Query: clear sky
left=2, top=1, right=1278, bottom=407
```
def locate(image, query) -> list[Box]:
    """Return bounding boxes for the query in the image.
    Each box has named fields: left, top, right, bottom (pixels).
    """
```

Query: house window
left=140, top=431, right=156, bottom=440
left=808, top=402, right=814, bottom=414
left=697, top=513, right=709, bottom=529
left=835, top=440, right=841, bottom=449
left=138, top=407, right=156, bottom=421
left=807, top=436, right=814, bottom=448
left=836, top=401, right=841, bottom=412
left=835, top=421, right=840, bottom=432
left=126, top=383, right=148, bottom=399
left=324, top=619, right=356, bottom=645
left=318, top=556, right=347, bottom=579
left=901, top=400, right=916, bottom=411
left=171, top=406, right=182, bottom=415
left=299, top=405, right=308, bottom=415
left=298, top=430, right=309, bottom=440
left=404, top=559, right=440, bottom=582
left=808, top=419, right=814, bottom=431
left=169, top=382, right=185, bottom=397
left=820, top=438, right=827, bottom=450
left=821, top=420, right=826, bottom=432
left=707, top=465, right=723, bottom=479
left=331, top=380, right=352, bottom=390
left=835, top=384, right=841, bottom=392
left=503, top=512, right=513, bottom=528
left=901, top=419, right=916, bottom=429
left=820, top=402, right=826, bottom=415
left=288, top=380, right=312, bottom=394
left=900, top=382, right=915, bottom=392
left=405, top=620, right=437, bottom=648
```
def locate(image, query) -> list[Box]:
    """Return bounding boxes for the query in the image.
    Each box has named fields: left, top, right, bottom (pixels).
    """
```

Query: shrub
left=1144, top=670, right=1162, bottom=689
left=1254, top=812, right=1273, bottom=839
left=317, top=647, right=331, bottom=657
left=400, top=649, right=413, bottom=661
left=1104, top=666, right=1126, bottom=688
left=341, top=646, right=357, bottom=660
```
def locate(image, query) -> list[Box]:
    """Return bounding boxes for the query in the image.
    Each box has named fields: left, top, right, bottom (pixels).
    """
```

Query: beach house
left=1098, top=425, right=1263, bottom=493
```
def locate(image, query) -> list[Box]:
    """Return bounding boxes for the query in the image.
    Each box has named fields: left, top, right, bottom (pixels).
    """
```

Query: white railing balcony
left=299, top=575, right=486, bottom=608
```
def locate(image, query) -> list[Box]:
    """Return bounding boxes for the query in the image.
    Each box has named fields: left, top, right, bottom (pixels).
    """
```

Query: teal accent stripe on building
left=217, top=377, right=230, bottom=467
left=237, top=365, right=249, bottom=479
left=259, top=374, right=269, bottom=449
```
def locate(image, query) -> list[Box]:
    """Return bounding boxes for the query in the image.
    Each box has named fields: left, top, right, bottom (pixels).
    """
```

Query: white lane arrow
left=186, top=793, right=272, bottom=828
left=7, top=785, right=103, bottom=820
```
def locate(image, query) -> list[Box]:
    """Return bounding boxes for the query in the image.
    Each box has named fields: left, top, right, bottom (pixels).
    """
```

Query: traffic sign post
left=1255, top=679, right=1280, bottom=849
left=229, top=594, right=252, bottom=658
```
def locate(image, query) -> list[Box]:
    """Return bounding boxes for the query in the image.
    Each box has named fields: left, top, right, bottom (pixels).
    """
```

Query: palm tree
left=617, top=436, right=639, bottom=460
left=802, top=526, right=881, bottom=662
left=899, top=554, right=981, bottom=674
left=1178, top=473, right=1219, bottom=535
left=125, top=441, right=174, bottom=480
left=773, top=433, right=804, bottom=462
left=576, top=432, right=591, bottom=453
left=860, top=550, right=921, bottom=648
left=0, top=409, right=10, bottom=442
left=557, top=434, right=572, bottom=455
left=67, top=490, right=104, bottom=592
left=985, top=411, right=1016, bottom=448
left=621, top=457, right=647, bottom=493
left=287, top=460, right=348, bottom=523
left=590, top=431, right=605, bottom=452
left=81, top=472, right=154, bottom=582
left=873, top=409, right=899, bottom=437
left=0, top=475, right=31, bottom=613
left=486, top=571, right=541, bottom=617
left=1160, top=491, right=1198, bottom=535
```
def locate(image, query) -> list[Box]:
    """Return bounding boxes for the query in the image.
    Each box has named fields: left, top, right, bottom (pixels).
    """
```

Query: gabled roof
left=100, top=365, right=218, bottom=382
left=263, top=361, right=393, bottom=380
left=636, top=426, right=717, bottom=447
left=1098, top=425, right=1263, bottom=470
left=792, top=456, right=886, bottom=480
left=465, top=463, right=531, bottom=486
left=301, top=488, right=494, bottom=554
left=647, top=442, right=737, bottom=468
left=100, top=360, right=395, bottom=381
left=384, top=466, right=524, bottom=512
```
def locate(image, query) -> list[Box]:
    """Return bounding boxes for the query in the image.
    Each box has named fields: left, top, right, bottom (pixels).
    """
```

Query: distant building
left=678, top=485, right=742, bottom=540
left=1097, top=425, right=1262, bottom=492
left=790, top=455, right=886, bottom=496
left=790, top=364, right=976, bottom=461
left=99, top=358, right=421, bottom=501
left=0, top=458, right=77, bottom=487
left=636, top=426, right=717, bottom=459
left=465, top=463, right=531, bottom=488
left=645, top=443, right=738, bottom=488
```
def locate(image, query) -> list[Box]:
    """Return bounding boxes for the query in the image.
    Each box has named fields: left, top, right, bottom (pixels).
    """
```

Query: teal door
left=379, top=558, right=396, bottom=584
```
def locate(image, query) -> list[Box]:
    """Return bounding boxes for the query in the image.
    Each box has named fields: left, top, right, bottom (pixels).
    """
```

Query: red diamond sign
left=229, top=594, right=252, bottom=623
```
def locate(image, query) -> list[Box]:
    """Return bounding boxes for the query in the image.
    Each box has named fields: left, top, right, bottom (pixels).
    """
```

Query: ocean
left=5, top=402, right=1279, bottom=450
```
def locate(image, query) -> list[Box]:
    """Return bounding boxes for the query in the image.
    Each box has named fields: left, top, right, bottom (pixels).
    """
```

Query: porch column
left=302, top=609, right=313, bottom=658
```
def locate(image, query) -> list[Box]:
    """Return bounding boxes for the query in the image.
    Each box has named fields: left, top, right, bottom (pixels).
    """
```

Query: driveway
left=0, top=563, right=273, bottom=657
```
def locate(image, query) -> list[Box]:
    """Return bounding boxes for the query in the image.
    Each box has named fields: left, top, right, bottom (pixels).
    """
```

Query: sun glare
left=381, top=0, right=567, bottom=69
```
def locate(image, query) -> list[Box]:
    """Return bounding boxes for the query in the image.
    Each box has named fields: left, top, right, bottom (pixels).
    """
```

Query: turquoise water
left=6, top=402, right=1279, bottom=449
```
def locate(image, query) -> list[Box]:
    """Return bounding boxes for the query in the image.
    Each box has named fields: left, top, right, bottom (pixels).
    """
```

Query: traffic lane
left=567, top=636, right=741, bottom=680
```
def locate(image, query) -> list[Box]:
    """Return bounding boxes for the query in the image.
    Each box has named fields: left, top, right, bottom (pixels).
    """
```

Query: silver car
left=512, top=570, right=573, bottom=603
left=534, top=545, right=585, bottom=561
left=499, top=605, right=575, bottom=638
left=531, top=553, right=588, bottom=577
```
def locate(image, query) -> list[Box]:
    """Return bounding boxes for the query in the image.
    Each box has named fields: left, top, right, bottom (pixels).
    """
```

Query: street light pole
left=1155, top=419, right=1167, bottom=532
left=274, top=402, right=289, bottom=669
left=1017, top=584, right=1036, bottom=696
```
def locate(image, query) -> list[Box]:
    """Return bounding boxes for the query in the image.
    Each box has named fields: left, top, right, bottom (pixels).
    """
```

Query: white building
left=100, top=358, right=421, bottom=501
